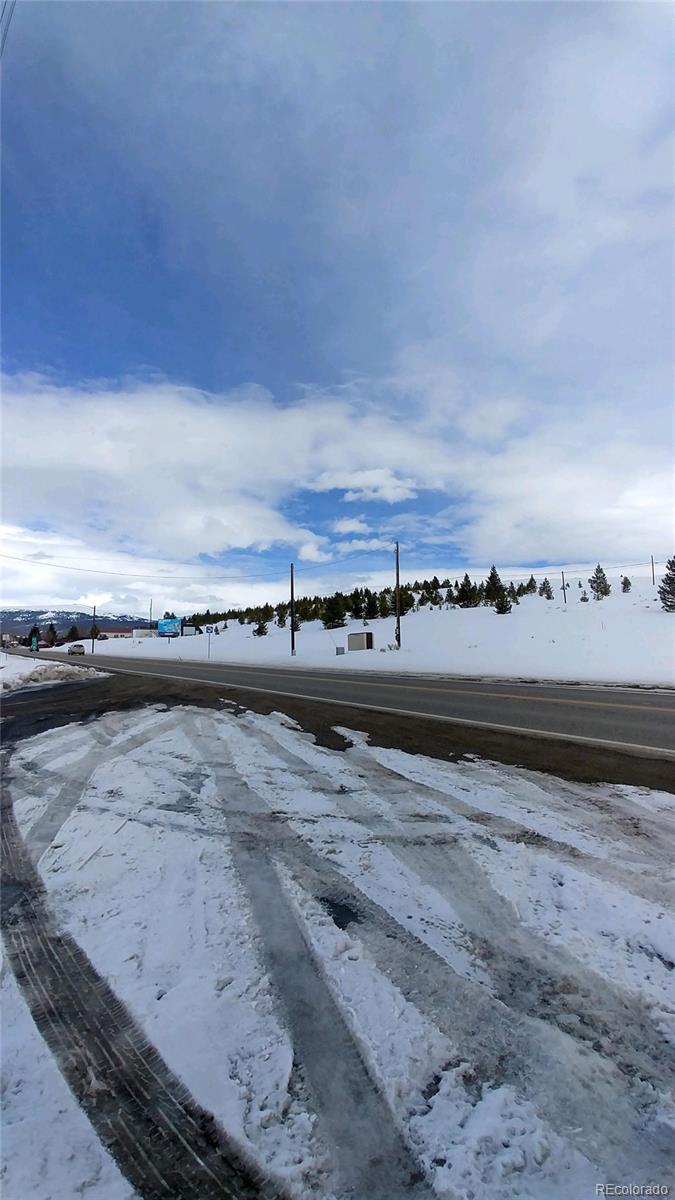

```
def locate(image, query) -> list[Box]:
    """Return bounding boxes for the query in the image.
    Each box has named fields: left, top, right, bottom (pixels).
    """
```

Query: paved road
left=9, top=650, right=675, bottom=756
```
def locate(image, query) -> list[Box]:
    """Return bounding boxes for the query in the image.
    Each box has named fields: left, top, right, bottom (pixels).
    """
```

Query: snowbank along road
left=2, top=683, right=675, bottom=1199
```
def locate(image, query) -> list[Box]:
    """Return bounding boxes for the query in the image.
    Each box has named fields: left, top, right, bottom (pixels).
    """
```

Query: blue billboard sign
left=157, top=618, right=181, bottom=638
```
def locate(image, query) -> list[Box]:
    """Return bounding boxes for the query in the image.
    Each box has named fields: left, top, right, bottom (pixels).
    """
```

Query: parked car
left=96, top=633, right=109, bottom=641
left=67, top=643, right=85, bottom=656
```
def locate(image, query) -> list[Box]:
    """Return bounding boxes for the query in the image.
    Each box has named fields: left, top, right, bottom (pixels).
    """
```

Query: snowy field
left=3, top=702, right=674, bottom=1198
left=49, top=575, right=673, bottom=687
left=0, top=650, right=106, bottom=692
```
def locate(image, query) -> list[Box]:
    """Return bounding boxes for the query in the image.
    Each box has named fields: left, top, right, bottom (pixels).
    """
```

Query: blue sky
left=2, top=2, right=672, bottom=613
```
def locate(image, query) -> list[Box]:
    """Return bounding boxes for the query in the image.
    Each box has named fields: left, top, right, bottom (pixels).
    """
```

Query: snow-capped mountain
left=0, top=609, right=151, bottom=635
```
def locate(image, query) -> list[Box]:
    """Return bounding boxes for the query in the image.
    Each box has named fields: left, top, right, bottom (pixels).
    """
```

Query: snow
left=1, top=962, right=136, bottom=1200
left=0, top=650, right=106, bottom=692
left=5, top=702, right=674, bottom=1196
left=47, top=575, right=674, bottom=687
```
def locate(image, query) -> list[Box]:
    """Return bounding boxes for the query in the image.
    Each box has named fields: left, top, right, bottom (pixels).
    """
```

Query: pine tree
left=46, top=623, right=57, bottom=646
left=237, top=614, right=246, bottom=625
left=580, top=589, right=590, bottom=603
left=456, top=573, right=480, bottom=608
left=484, top=565, right=504, bottom=605
left=658, top=556, right=675, bottom=612
left=322, top=594, right=347, bottom=629
left=445, top=588, right=454, bottom=606
left=589, top=564, right=611, bottom=600
left=516, top=582, right=526, bottom=598
left=276, top=606, right=287, bottom=628
left=66, top=624, right=80, bottom=642
left=364, top=591, right=379, bottom=620
left=621, top=576, right=632, bottom=593
left=400, top=587, right=415, bottom=615
left=538, top=577, right=553, bottom=600
left=494, top=590, right=512, bottom=614
left=378, top=590, right=392, bottom=618
left=252, top=619, right=268, bottom=637
left=90, top=623, right=100, bottom=639
left=507, top=582, right=519, bottom=604
left=349, top=589, right=364, bottom=620
left=578, top=580, right=583, bottom=588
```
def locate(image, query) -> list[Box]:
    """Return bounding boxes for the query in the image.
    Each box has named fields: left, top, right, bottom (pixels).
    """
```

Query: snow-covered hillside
left=50, top=576, right=674, bottom=687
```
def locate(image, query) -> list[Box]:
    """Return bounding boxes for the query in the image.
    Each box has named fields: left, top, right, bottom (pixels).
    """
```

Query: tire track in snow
left=18, top=708, right=184, bottom=864
left=344, top=750, right=675, bottom=1085
left=351, top=742, right=675, bottom=903
left=185, top=717, right=433, bottom=1200
left=211, top=711, right=675, bottom=1181
left=1, top=753, right=290, bottom=1200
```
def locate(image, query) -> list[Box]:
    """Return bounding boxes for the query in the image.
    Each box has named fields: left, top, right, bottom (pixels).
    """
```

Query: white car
left=67, top=643, right=85, bottom=656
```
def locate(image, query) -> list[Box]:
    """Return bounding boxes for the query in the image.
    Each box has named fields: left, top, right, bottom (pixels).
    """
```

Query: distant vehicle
left=67, top=643, right=85, bottom=656
left=96, top=633, right=109, bottom=641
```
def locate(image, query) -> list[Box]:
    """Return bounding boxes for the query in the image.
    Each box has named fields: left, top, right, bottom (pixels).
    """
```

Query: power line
left=0, top=549, right=662, bottom=588
left=1, top=0, right=16, bottom=59
left=0, top=551, right=292, bottom=583
left=0, top=544, right=397, bottom=584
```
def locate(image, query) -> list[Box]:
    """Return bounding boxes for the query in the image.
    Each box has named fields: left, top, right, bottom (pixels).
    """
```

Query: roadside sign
left=157, top=618, right=182, bottom=638
left=206, top=625, right=213, bottom=634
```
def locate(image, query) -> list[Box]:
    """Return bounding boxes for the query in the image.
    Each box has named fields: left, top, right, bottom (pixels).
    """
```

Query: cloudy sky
left=2, top=2, right=672, bottom=614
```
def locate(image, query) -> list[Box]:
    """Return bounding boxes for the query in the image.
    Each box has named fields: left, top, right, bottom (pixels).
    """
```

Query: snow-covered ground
left=4, top=703, right=674, bottom=1198
left=0, top=650, right=106, bottom=692
left=49, top=575, right=674, bottom=687
left=1, top=963, right=136, bottom=1200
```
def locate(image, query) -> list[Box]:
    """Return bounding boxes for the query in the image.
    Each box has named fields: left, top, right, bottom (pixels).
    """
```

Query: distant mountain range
left=0, top=609, right=152, bottom=635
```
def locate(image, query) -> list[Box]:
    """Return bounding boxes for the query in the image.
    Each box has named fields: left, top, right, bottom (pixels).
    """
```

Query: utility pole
left=149, top=598, right=153, bottom=628
left=561, top=569, right=567, bottom=603
left=651, top=555, right=655, bottom=585
left=290, top=563, right=296, bottom=656
left=91, top=604, right=96, bottom=655
left=394, top=541, right=402, bottom=649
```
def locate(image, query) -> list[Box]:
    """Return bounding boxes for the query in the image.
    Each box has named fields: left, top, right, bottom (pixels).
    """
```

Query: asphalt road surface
left=9, top=650, right=675, bottom=757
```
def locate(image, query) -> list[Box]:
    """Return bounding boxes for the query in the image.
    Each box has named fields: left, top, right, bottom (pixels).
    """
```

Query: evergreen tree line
left=16, top=559, right=674, bottom=646
left=187, top=560, right=660, bottom=635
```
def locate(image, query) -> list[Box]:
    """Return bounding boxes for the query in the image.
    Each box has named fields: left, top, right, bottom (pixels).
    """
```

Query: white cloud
left=2, top=365, right=671, bottom=618
left=332, top=517, right=370, bottom=535
left=311, top=469, right=418, bottom=504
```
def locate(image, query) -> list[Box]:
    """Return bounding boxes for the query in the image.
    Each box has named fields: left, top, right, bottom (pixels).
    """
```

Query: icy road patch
left=3, top=702, right=675, bottom=1199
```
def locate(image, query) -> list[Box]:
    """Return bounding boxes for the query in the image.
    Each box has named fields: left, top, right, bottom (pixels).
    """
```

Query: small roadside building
left=347, top=631, right=374, bottom=651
